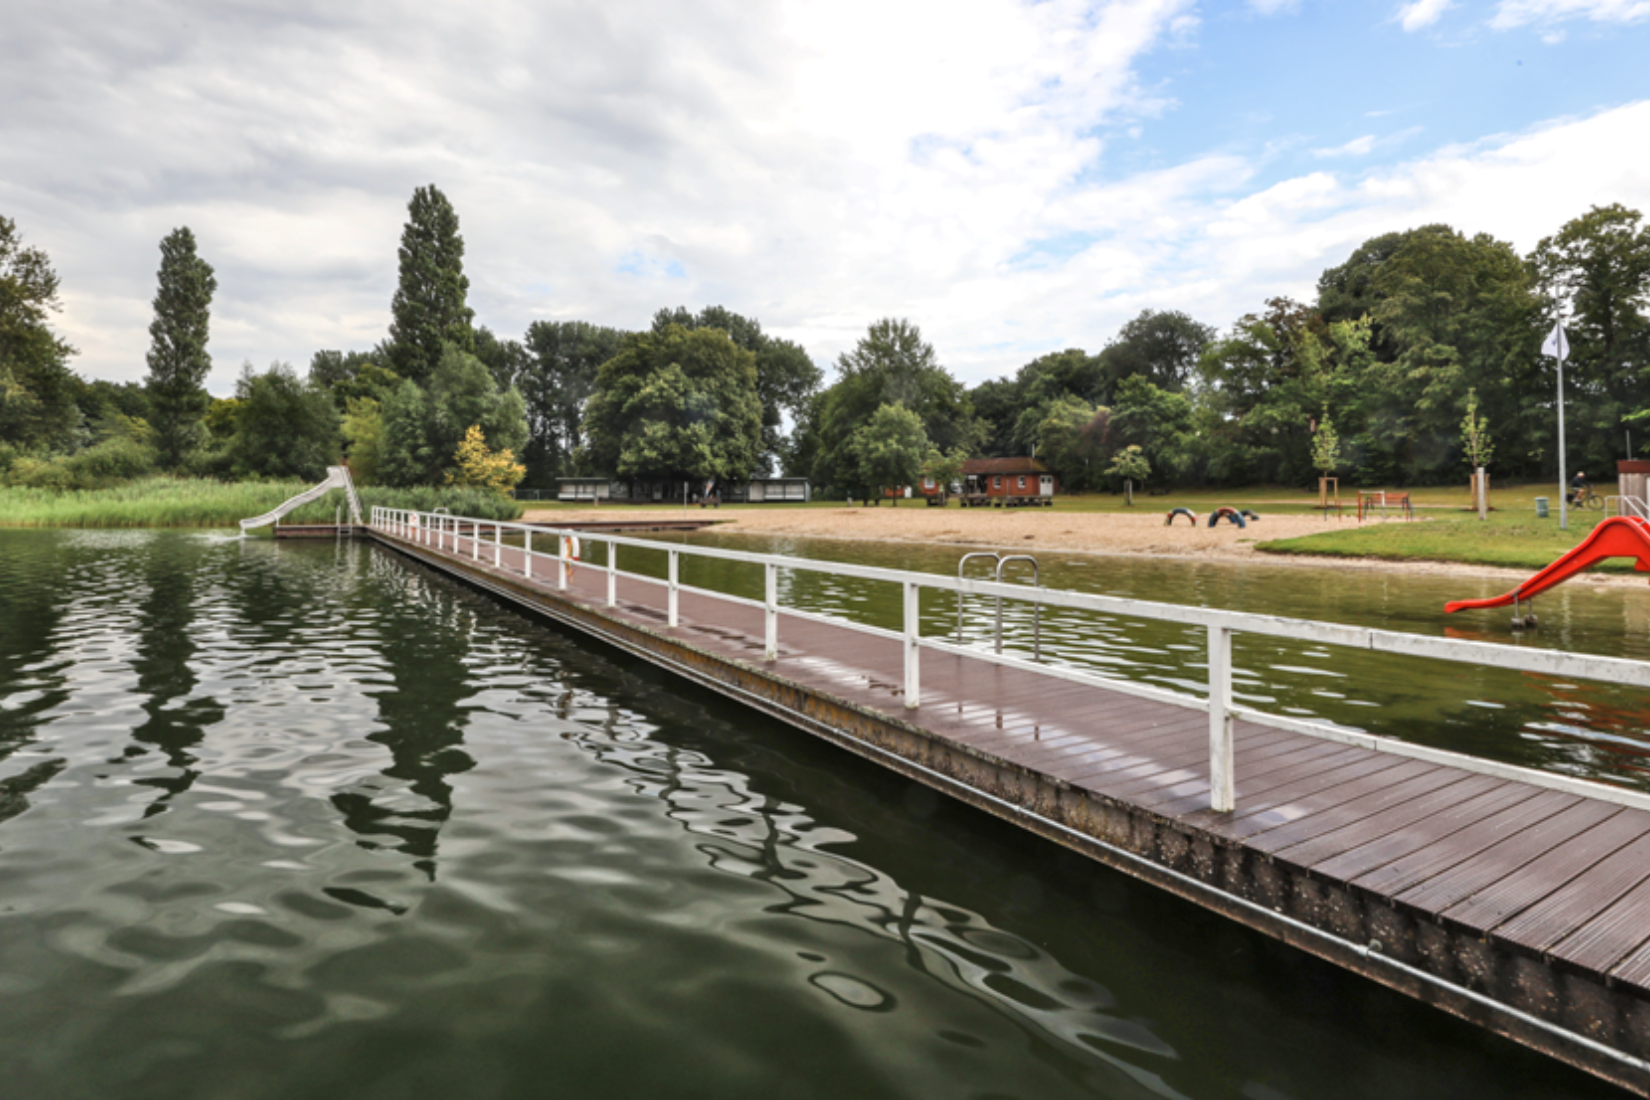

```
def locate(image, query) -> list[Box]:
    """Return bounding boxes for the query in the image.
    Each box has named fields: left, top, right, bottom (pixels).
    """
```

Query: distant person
left=1569, top=471, right=1589, bottom=505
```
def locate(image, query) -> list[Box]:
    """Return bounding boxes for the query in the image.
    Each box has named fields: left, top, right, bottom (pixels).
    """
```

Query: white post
left=558, top=536, right=568, bottom=591
left=667, top=550, right=679, bottom=627
left=472, top=521, right=480, bottom=560
left=494, top=523, right=502, bottom=567
left=1476, top=467, right=1487, bottom=522
left=606, top=541, right=616, bottom=608
left=1208, top=624, right=1235, bottom=813
left=903, top=580, right=920, bottom=708
left=764, top=562, right=778, bottom=660
left=1558, top=351, right=1568, bottom=533
left=524, top=531, right=533, bottom=579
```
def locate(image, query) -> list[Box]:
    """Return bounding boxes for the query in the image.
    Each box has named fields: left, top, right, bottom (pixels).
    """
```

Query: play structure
left=1445, top=516, right=1650, bottom=625
left=1165, top=507, right=1260, bottom=528
left=1164, top=507, right=1198, bottom=526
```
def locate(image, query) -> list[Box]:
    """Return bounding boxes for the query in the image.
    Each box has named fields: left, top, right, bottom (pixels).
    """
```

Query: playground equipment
left=1445, top=515, right=1650, bottom=628
left=1358, top=490, right=1413, bottom=522
left=1164, top=507, right=1197, bottom=526
left=238, top=466, right=362, bottom=535
left=1207, top=507, right=1246, bottom=529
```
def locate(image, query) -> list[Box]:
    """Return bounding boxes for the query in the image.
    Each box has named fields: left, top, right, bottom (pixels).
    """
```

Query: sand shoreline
left=520, top=504, right=1644, bottom=590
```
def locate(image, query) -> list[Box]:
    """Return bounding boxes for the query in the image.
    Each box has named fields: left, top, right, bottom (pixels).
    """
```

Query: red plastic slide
left=1445, top=516, right=1650, bottom=613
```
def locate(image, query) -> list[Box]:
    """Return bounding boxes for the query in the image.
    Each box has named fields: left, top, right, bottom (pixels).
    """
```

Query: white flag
left=1542, top=322, right=1569, bottom=361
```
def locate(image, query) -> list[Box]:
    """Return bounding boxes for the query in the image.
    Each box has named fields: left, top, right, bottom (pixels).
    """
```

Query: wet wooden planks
left=412, top=529, right=1650, bottom=999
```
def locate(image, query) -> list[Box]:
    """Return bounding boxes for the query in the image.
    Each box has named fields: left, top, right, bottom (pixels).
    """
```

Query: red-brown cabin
left=956, top=458, right=1058, bottom=507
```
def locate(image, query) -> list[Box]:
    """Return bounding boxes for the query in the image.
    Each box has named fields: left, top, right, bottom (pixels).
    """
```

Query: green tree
left=1460, top=388, right=1493, bottom=471
left=921, top=446, right=968, bottom=500
left=0, top=215, right=79, bottom=452
left=387, top=185, right=473, bottom=385
left=226, top=362, right=340, bottom=481
left=1096, top=309, right=1215, bottom=394
left=654, top=306, right=822, bottom=471
left=850, top=404, right=929, bottom=504
left=1035, top=395, right=1108, bottom=491
left=518, top=320, right=628, bottom=484
left=378, top=346, right=527, bottom=487
left=342, top=397, right=385, bottom=484
left=1311, top=406, right=1341, bottom=478
left=810, top=319, right=983, bottom=493
left=446, top=423, right=525, bottom=495
left=582, top=325, right=763, bottom=484
left=1109, top=375, right=1193, bottom=484
left=144, top=227, right=217, bottom=469
left=1533, top=204, right=1650, bottom=424
left=1106, top=445, right=1150, bottom=504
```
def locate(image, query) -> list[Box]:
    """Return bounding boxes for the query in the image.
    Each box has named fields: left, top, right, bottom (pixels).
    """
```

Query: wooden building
left=956, top=457, right=1057, bottom=507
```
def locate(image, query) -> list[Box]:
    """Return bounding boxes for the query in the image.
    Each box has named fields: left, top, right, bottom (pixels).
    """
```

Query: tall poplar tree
left=387, top=185, right=473, bottom=386
left=144, top=227, right=216, bottom=468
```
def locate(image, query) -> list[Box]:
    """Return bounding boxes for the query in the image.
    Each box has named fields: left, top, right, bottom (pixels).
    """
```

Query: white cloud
left=1397, top=0, right=1452, bottom=31
left=1313, top=135, right=1378, bottom=158
left=1491, top=0, right=1650, bottom=27
left=3, top=0, right=1649, bottom=396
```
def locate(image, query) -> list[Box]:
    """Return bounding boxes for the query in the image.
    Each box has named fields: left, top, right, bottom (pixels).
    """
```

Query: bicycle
left=1570, top=486, right=1605, bottom=511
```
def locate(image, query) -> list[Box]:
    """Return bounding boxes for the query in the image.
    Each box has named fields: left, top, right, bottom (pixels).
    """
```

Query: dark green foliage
left=1533, top=204, right=1650, bottom=426
left=848, top=403, right=928, bottom=502
left=386, top=185, right=473, bottom=385
left=378, top=346, right=527, bottom=487
left=1096, top=309, right=1215, bottom=394
left=517, top=320, right=628, bottom=485
left=144, top=227, right=217, bottom=469
left=582, top=325, right=763, bottom=483
left=308, top=348, right=403, bottom=411
left=473, top=326, right=530, bottom=392
left=809, top=319, right=984, bottom=493
left=0, top=216, right=80, bottom=452
left=226, top=363, right=341, bottom=481
left=3, top=436, right=157, bottom=491
left=652, top=306, right=822, bottom=471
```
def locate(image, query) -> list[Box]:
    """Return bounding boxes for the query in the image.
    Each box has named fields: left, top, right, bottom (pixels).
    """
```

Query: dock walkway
left=365, top=512, right=1650, bottom=1092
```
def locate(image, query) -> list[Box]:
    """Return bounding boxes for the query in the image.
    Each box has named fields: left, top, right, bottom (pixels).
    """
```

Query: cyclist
left=1568, top=471, right=1590, bottom=506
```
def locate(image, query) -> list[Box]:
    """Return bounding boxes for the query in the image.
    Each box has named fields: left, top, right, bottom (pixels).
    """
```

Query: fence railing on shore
left=372, top=506, right=1650, bottom=816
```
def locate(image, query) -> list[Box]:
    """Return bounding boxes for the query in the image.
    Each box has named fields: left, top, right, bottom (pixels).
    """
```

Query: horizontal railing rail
left=370, top=507, right=1650, bottom=815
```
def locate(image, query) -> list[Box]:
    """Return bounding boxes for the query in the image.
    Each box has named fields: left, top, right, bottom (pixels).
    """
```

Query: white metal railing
left=370, top=507, right=1650, bottom=815
left=1608, top=494, right=1649, bottom=520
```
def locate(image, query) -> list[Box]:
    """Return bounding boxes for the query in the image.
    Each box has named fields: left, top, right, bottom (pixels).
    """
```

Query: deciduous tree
left=0, top=215, right=79, bottom=452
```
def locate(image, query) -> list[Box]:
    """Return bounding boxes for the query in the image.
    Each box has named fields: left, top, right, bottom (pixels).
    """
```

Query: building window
left=993, top=477, right=1002, bottom=490
left=1017, top=476, right=1026, bottom=489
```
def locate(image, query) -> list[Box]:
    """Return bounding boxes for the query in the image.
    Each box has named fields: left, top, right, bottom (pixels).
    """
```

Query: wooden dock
left=366, top=515, right=1650, bottom=1092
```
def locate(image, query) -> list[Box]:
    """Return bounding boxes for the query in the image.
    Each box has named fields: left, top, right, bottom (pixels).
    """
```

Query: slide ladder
left=239, top=466, right=363, bottom=535
left=1444, top=516, right=1650, bottom=614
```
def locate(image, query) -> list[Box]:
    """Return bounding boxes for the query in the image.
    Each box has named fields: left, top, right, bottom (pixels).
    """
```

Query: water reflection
left=126, top=537, right=224, bottom=816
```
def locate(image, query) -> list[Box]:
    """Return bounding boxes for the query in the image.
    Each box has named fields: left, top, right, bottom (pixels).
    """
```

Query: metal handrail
left=369, top=507, right=1650, bottom=815
left=955, top=552, right=1001, bottom=643
left=1607, top=495, right=1649, bottom=520
left=994, top=555, right=1040, bottom=659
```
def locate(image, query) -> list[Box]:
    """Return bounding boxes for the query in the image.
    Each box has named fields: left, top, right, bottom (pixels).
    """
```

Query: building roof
left=962, top=457, right=1051, bottom=475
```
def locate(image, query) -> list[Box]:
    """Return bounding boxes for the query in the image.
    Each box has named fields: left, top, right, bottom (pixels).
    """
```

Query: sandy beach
left=519, top=503, right=1646, bottom=587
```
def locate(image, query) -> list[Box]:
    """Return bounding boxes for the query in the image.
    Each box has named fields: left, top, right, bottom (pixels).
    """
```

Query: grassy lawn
left=0, top=478, right=523, bottom=528
left=1256, top=503, right=1638, bottom=572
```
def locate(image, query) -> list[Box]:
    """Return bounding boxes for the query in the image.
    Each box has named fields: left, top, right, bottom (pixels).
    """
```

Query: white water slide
left=239, top=466, right=364, bottom=535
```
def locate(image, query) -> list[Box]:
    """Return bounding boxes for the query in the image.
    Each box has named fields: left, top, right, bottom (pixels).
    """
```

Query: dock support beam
left=1208, top=623, right=1235, bottom=812
left=904, top=581, right=920, bottom=708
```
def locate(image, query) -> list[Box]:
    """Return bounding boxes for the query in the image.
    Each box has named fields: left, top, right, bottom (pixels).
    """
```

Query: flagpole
left=1545, top=322, right=1570, bottom=533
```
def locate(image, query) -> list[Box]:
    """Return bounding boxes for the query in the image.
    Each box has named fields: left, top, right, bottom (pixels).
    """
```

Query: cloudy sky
left=4, top=0, right=1648, bottom=394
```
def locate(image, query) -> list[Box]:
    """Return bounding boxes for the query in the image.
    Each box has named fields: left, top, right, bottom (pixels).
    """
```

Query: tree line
left=3, top=193, right=1646, bottom=497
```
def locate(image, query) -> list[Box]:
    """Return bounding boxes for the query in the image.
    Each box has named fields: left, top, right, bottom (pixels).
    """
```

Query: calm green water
left=612, top=530, right=1650, bottom=792
left=0, top=529, right=1629, bottom=1099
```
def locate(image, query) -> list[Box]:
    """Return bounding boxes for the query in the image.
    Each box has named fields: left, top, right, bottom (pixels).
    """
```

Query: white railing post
left=494, top=523, right=502, bottom=567
left=524, top=531, right=532, bottom=579
left=1208, top=624, right=1235, bottom=813
left=668, top=549, right=679, bottom=627
left=764, top=562, right=778, bottom=660
left=558, top=535, right=568, bottom=591
left=903, top=580, right=920, bottom=708
left=472, top=521, right=480, bottom=560
left=607, top=540, right=616, bottom=608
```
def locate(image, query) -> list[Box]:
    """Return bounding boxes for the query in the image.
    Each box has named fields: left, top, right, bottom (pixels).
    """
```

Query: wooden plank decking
left=371, top=523, right=1650, bottom=1091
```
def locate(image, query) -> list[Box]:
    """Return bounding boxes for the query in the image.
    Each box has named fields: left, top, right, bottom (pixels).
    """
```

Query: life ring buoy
left=1207, top=507, right=1247, bottom=529
left=562, top=534, right=581, bottom=575
left=1165, top=507, right=1198, bottom=526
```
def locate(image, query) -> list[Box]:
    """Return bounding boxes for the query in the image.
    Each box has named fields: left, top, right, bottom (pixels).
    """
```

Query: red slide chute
left=1445, top=516, right=1650, bottom=614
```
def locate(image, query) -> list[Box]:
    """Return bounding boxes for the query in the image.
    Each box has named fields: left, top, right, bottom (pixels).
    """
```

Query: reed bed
left=0, top=478, right=522, bottom=528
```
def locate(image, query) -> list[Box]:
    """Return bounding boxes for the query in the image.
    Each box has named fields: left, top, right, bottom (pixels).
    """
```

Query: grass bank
left=0, top=478, right=523, bottom=528
left=1256, top=508, right=1634, bottom=572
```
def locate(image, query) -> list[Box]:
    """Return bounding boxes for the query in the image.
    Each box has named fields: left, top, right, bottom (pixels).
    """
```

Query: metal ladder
left=955, top=551, right=1041, bottom=659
